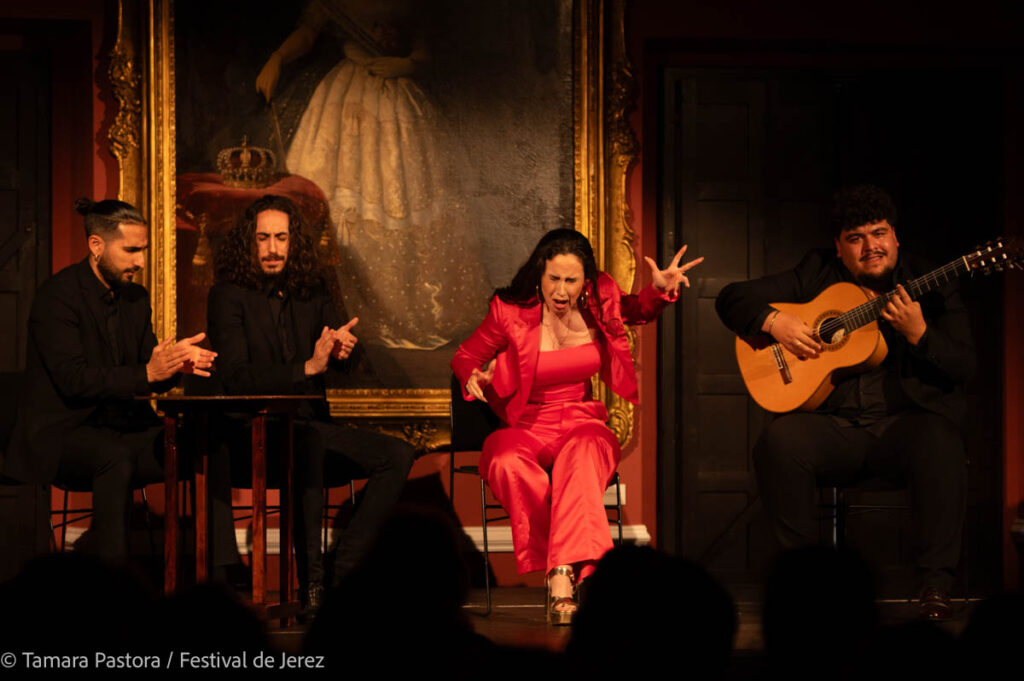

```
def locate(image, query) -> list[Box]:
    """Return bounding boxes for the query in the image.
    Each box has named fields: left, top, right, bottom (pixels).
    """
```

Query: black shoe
left=919, top=587, right=953, bottom=621
left=299, top=581, right=325, bottom=623
left=211, top=562, right=251, bottom=593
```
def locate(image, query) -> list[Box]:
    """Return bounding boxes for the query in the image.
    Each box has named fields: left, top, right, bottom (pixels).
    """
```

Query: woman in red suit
left=452, top=229, right=702, bottom=624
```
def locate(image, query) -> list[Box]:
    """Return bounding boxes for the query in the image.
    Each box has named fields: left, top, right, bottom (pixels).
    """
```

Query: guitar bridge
left=771, top=344, right=793, bottom=384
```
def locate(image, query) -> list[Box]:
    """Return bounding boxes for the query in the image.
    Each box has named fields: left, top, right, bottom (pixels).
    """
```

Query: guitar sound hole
left=817, top=316, right=847, bottom=346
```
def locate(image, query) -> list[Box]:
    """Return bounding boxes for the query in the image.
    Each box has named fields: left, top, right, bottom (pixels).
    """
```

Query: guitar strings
left=814, top=258, right=966, bottom=342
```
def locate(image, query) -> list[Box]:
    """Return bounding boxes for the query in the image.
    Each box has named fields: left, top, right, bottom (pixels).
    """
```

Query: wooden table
left=150, top=395, right=316, bottom=621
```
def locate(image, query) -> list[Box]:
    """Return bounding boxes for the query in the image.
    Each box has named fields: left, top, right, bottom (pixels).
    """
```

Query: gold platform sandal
left=546, top=565, right=577, bottom=626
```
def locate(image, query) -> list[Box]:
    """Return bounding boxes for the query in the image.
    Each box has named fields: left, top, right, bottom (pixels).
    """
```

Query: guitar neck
left=839, top=257, right=970, bottom=332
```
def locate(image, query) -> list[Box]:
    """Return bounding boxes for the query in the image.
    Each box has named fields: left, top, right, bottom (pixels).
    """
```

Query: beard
left=259, top=268, right=288, bottom=292
left=97, top=254, right=134, bottom=289
left=855, top=266, right=894, bottom=292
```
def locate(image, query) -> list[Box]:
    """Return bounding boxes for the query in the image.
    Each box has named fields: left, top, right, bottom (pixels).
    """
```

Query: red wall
left=1, top=0, right=115, bottom=271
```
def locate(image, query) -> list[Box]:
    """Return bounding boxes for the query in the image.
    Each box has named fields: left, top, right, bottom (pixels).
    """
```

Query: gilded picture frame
left=112, top=0, right=638, bottom=449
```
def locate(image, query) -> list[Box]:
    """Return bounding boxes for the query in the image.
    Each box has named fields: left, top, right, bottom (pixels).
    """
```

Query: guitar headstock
left=966, top=237, right=1024, bottom=275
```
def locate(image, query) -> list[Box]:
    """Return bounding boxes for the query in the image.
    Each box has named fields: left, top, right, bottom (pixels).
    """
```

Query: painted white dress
left=286, top=0, right=484, bottom=350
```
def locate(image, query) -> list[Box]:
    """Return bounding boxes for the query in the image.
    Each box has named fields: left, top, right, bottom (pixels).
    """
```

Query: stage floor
left=266, top=586, right=975, bottom=654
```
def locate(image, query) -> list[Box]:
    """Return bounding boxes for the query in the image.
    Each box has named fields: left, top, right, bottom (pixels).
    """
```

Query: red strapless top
left=528, top=342, right=601, bottom=403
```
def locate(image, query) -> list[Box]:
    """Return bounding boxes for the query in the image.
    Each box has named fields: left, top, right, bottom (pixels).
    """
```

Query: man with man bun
left=3, top=198, right=216, bottom=560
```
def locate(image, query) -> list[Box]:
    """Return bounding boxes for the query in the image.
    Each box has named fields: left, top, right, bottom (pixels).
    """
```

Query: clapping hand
left=176, top=332, right=217, bottom=377
left=644, top=245, right=704, bottom=296
left=332, top=317, right=359, bottom=360
left=147, top=332, right=217, bottom=382
left=305, top=326, right=335, bottom=377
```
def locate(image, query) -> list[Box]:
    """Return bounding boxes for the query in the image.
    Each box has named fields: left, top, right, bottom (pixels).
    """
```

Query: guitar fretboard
left=819, top=257, right=969, bottom=339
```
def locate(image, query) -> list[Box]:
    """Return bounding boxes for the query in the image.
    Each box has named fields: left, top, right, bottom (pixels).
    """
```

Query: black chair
left=210, top=409, right=357, bottom=583
left=322, top=480, right=358, bottom=554
left=448, top=375, right=625, bottom=615
left=0, top=372, right=52, bottom=580
left=820, top=481, right=910, bottom=552
left=820, top=464, right=970, bottom=601
left=0, top=371, right=157, bottom=555
left=50, top=482, right=156, bottom=553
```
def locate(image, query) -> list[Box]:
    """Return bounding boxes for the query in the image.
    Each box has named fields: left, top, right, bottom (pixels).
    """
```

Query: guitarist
left=716, top=184, right=975, bottom=620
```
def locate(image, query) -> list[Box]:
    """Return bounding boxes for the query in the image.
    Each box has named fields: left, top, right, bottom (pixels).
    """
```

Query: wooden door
left=0, top=50, right=51, bottom=371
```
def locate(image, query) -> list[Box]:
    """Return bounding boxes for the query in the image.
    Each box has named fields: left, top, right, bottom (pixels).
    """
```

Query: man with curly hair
left=716, top=185, right=974, bottom=620
left=207, top=195, right=415, bottom=617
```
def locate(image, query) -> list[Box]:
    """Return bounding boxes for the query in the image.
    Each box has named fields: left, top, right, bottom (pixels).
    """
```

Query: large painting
left=116, top=0, right=638, bottom=444
left=174, top=0, right=572, bottom=395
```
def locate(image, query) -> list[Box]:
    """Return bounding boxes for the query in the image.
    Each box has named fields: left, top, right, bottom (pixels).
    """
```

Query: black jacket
left=715, top=249, right=975, bottom=426
left=206, top=282, right=343, bottom=421
left=3, top=259, right=171, bottom=483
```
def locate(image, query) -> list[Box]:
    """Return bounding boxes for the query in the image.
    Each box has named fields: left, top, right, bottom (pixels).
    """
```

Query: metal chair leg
left=449, top=452, right=456, bottom=506
left=480, top=477, right=492, bottom=616
left=141, top=487, right=156, bottom=556
left=60, top=489, right=70, bottom=551
left=47, top=485, right=57, bottom=552
left=830, top=486, right=840, bottom=549
left=614, top=474, right=623, bottom=545
left=322, top=488, right=330, bottom=553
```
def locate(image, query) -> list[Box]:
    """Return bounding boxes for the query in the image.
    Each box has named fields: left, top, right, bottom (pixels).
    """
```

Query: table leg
left=252, top=413, right=267, bottom=606
left=194, top=410, right=209, bottom=582
left=163, top=414, right=179, bottom=594
left=279, top=413, right=294, bottom=625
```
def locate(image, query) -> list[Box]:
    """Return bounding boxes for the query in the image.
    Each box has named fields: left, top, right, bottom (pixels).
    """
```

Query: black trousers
left=753, top=410, right=966, bottom=592
left=54, top=425, right=164, bottom=559
left=211, top=417, right=415, bottom=587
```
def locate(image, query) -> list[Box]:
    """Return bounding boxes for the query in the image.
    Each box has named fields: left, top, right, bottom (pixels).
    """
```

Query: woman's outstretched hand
left=644, top=245, right=704, bottom=296
left=465, top=359, right=496, bottom=402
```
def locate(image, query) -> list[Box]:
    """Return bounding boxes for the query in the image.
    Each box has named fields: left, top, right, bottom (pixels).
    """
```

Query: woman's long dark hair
left=214, top=194, right=325, bottom=301
left=496, top=229, right=600, bottom=310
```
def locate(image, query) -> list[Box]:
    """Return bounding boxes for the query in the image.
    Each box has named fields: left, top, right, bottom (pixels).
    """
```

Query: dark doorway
left=0, top=47, right=51, bottom=371
left=656, top=63, right=1004, bottom=597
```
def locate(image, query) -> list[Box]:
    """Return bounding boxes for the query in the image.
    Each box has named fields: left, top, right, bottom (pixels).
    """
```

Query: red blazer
left=451, top=271, right=677, bottom=426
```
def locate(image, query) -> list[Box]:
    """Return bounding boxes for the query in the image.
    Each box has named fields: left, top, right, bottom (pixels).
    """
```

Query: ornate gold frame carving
left=579, top=0, right=640, bottom=447
left=117, top=0, right=639, bottom=449
left=112, top=0, right=176, bottom=341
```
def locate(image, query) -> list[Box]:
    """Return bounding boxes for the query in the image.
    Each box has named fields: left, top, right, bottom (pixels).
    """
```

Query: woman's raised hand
left=643, top=245, right=704, bottom=296
left=465, top=359, right=496, bottom=402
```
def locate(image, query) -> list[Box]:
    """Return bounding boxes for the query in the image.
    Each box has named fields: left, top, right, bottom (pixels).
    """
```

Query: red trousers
left=480, top=400, right=620, bottom=577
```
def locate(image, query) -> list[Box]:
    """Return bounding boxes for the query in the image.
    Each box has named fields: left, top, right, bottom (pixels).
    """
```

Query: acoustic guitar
left=735, top=238, right=1023, bottom=413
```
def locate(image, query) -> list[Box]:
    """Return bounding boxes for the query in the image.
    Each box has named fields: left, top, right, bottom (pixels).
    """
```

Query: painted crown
left=216, top=136, right=277, bottom=188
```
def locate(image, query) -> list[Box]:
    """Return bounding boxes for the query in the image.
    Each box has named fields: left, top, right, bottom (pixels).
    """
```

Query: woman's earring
left=536, top=284, right=542, bottom=301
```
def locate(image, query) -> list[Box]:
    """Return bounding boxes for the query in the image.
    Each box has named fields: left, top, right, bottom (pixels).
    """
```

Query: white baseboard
left=59, top=524, right=651, bottom=556
left=460, top=524, right=651, bottom=552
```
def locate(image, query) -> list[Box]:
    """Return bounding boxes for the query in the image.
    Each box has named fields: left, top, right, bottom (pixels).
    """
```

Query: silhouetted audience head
left=567, top=545, right=736, bottom=677
left=875, top=620, right=956, bottom=679
left=154, top=582, right=269, bottom=655
left=306, top=505, right=491, bottom=671
left=763, top=547, right=877, bottom=677
left=0, top=553, right=154, bottom=654
left=959, top=592, right=1024, bottom=670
